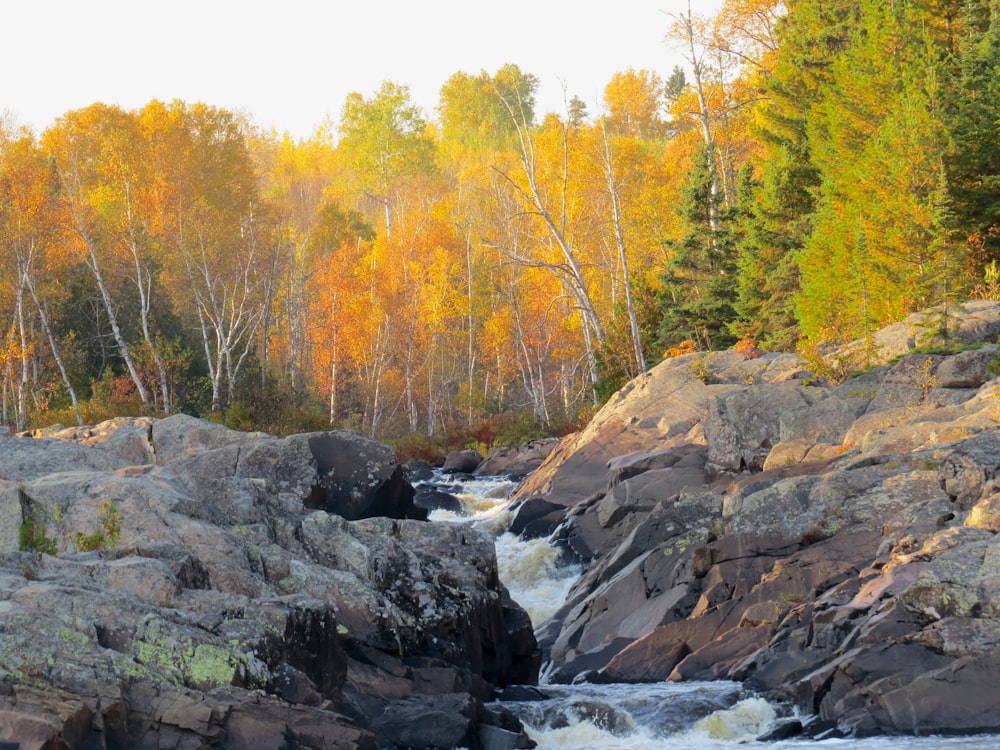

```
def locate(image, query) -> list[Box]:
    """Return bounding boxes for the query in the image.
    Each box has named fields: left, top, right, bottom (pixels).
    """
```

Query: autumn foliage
left=3, top=0, right=1000, bottom=440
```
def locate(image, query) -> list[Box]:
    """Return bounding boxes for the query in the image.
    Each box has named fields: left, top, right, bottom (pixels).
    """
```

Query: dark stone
left=494, top=685, right=549, bottom=702
left=598, top=640, right=689, bottom=683
left=270, top=663, right=321, bottom=705
left=757, top=718, right=804, bottom=741
left=543, top=638, right=635, bottom=684
left=508, top=496, right=566, bottom=538
left=402, top=460, right=435, bottom=482
left=303, top=430, right=424, bottom=520
left=476, top=437, right=560, bottom=479
left=668, top=624, right=773, bottom=681
left=605, top=444, right=707, bottom=489
left=413, top=486, right=466, bottom=515
left=865, top=653, right=1000, bottom=735
left=443, top=449, right=485, bottom=474
left=370, top=693, right=476, bottom=750
left=501, top=596, right=544, bottom=686
left=478, top=721, right=537, bottom=750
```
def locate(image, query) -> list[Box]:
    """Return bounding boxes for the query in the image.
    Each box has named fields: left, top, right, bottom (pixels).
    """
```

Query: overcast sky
left=3, top=0, right=724, bottom=139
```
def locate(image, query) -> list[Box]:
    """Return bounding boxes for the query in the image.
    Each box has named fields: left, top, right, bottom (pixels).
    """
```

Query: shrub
left=73, top=499, right=122, bottom=552
left=18, top=517, right=57, bottom=556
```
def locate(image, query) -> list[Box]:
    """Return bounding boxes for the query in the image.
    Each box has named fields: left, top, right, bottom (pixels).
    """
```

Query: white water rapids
left=423, top=472, right=1000, bottom=750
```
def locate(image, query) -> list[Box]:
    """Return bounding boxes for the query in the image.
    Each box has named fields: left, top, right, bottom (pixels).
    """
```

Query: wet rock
left=508, top=496, right=566, bottom=539
left=443, top=448, right=485, bottom=474
left=413, top=485, right=466, bottom=515
left=402, top=460, right=435, bottom=482
left=370, top=693, right=476, bottom=749
left=525, top=306, right=1000, bottom=739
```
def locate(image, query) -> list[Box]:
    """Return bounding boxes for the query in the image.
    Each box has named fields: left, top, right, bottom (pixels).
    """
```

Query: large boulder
left=299, top=430, right=423, bottom=520
left=442, top=448, right=484, bottom=474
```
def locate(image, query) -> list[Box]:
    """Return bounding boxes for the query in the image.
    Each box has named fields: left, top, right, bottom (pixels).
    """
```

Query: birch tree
left=43, top=104, right=150, bottom=405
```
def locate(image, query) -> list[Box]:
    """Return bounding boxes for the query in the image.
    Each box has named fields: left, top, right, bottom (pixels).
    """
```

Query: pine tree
left=945, top=0, right=1000, bottom=270
left=731, top=0, right=857, bottom=350
left=797, top=0, right=959, bottom=343
left=657, top=145, right=739, bottom=352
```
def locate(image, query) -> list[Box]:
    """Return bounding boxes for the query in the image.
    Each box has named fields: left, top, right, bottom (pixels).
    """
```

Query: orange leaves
left=664, top=339, right=698, bottom=358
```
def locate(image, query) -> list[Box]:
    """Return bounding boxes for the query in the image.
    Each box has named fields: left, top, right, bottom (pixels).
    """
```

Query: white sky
left=3, top=0, right=724, bottom=140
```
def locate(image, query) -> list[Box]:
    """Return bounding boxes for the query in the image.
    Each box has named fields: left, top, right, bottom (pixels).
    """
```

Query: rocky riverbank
left=0, top=415, right=538, bottom=749
left=510, top=300, right=1000, bottom=738
left=8, top=299, right=1000, bottom=747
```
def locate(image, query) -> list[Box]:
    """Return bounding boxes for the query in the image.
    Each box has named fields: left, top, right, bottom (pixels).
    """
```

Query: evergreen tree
left=946, top=0, right=1000, bottom=270
left=657, top=145, right=739, bottom=352
left=797, top=0, right=959, bottom=343
left=732, top=0, right=857, bottom=350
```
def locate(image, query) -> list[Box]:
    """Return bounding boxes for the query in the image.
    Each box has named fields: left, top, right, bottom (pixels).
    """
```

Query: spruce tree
left=657, top=145, right=739, bottom=353
left=945, top=0, right=1000, bottom=270
left=732, top=0, right=857, bottom=351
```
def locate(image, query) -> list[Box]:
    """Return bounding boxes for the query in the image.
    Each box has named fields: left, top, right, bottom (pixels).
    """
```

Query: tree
left=43, top=104, right=152, bottom=406
left=438, top=64, right=538, bottom=151
left=945, top=0, right=1000, bottom=269
left=797, top=0, right=958, bottom=343
left=306, top=202, right=375, bottom=425
left=602, top=69, right=668, bottom=139
left=0, top=131, right=84, bottom=427
left=338, top=81, right=436, bottom=241
left=666, top=2, right=726, bottom=224
left=657, top=145, right=740, bottom=351
left=594, top=118, right=648, bottom=376
left=151, top=101, right=277, bottom=411
left=732, top=0, right=855, bottom=349
left=486, top=102, right=608, bottom=402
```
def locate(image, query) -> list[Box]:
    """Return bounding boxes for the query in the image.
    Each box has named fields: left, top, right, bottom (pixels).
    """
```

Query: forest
left=3, top=0, right=1000, bottom=456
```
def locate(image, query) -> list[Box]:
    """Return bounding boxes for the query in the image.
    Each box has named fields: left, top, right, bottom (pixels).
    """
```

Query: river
left=421, top=472, right=1000, bottom=750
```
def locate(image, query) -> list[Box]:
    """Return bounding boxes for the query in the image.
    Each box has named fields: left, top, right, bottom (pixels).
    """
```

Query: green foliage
left=595, top=280, right=662, bottom=401
left=438, top=64, right=538, bottom=150
left=18, top=517, right=57, bottom=556
left=732, top=151, right=806, bottom=351
left=728, top=0, right=854, bottom=350
left=306, top=202, right=375, bottom=256
left=657, top=145, right=739, bottom=353
left=20, top=498, right=122, bottom=555
left=973, top=260, right=1000, bottom=300
left=338, top=81, right=437, bottom=192
left=689, top=352, right=716, bottom=384
left=70, top=500, right=122, bottom=552
left=945, top=2, right=1000, bottom=267
left=797, top=0, right=958, bottom=343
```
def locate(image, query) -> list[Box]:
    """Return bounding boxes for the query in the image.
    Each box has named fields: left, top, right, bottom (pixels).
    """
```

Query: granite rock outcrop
left=514, top=300, right=1000, bottom=738
left=0, top=415, right=538, bottom=749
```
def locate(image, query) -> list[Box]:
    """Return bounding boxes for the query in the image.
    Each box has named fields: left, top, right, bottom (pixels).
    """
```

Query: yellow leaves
left=603, top=70, right=668, bottom=139
left=0, top=325, right=34, bottom=366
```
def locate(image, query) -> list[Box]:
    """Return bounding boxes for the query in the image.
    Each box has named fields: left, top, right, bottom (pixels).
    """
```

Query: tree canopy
left=3, top=0, right=1000, bottom=446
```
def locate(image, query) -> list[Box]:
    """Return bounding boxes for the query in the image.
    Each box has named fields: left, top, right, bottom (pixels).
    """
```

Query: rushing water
left=421, top=471, right=1000, bottom=750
